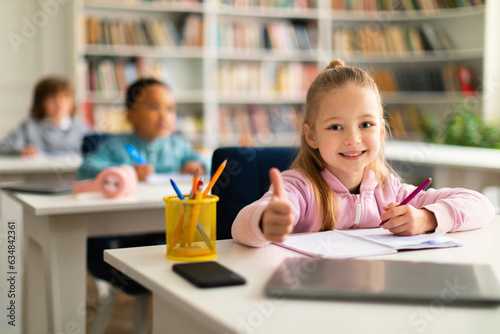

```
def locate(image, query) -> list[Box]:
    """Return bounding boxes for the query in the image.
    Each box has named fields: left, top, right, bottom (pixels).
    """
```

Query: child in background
left=0, top=76, right=88, bottom=156
left=77, top=78, right=206, bottom=181
left=232, top=59, right=495, bottom=247
left=84, top=78, right=205, bottom=295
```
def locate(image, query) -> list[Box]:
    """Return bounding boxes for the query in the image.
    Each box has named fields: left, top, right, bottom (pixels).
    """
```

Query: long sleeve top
left=231, top=168, right=495, bottom=247
left=77, top=133, right=206, bottom=180
left=0, top=117, right=88, bottom=155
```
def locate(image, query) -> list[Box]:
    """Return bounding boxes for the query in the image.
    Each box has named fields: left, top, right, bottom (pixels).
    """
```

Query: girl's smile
left=339, top=150, right=367, bottom=159
left=304, top=84, right=384, bottom=192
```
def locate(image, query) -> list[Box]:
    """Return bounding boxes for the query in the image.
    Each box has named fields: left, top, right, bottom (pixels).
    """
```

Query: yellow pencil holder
left=164, top=194, right=219, bottom=261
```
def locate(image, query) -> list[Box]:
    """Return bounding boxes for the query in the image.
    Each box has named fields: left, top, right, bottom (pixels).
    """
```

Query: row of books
left=84, top=58, right=174, bottom=93
left=372, top=64, right=478, bottom=93
left=219, top=105, right=301, bottom=145
left=217, top=0, right=316, bottom=9
left=83, top=58, right=476, bottom=96
left=332, top=0, right=483, bottom=11
left=386, top=105, right=448, bottom=144
left=386, top=105, right=427, bottom=141
left=217, top=62, right=318, bottom=95
left=86, top=0, right=481, bottom=10
left=89, top=105, right=203, bottom=140
left=85, top=15, right=203, bottom=47
left=332, top=23, right=454, bottom=55
left=218, top=21, right=317, bottom=52
left=85, top=0, right=201, bottom=5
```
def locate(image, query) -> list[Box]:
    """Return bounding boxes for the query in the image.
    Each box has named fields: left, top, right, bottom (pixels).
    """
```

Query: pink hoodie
left=231, top=168, right=495, bottom=247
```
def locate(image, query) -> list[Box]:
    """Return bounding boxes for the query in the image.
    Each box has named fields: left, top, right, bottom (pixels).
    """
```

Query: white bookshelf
left=71, top=0, right=487, bottom=150
left=333, top=2, right=485, bottom=143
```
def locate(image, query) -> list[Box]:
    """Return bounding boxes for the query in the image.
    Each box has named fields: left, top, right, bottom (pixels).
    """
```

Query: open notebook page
left=338, top=228, right=462, bottom=250
left=276, top=230, right=397, bottom=259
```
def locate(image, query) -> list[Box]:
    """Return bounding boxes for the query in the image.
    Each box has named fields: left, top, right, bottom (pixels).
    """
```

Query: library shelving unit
left=330, top=1, right=485, bottom=142
left=212, top=1, right=322, bottom=147
left=71, top=0, right=487, bottom=150
left=73, top=0, right=207, bottom=146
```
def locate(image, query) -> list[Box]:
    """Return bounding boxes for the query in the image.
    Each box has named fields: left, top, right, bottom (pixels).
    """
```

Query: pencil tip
left=222, top=159, right=228, bottom=166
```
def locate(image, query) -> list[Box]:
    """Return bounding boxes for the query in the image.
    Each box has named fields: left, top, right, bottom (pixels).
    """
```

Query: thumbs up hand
left=260, top=168, right=294, bottom=242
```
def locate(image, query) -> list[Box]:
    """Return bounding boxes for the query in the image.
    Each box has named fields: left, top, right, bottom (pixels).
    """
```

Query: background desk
left=0, top=180, right=191, bottom=334
left=385, top=141, right=500, bottom=191
left=0, top=154, right=81, bottom=184
left=105, top=217, right=500, bottom=334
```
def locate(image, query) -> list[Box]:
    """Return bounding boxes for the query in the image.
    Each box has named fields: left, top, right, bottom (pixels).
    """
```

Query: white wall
left=0, top=0, right=71, bottom=138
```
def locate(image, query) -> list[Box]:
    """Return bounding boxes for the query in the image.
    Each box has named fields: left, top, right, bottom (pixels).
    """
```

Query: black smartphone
left=172, top=261, right=246, bottom=288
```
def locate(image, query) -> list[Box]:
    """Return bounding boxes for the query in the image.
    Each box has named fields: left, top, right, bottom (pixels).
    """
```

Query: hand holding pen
left=125, top=143, right=154, bottom=181
left=380, top=178, right=438, bottom=236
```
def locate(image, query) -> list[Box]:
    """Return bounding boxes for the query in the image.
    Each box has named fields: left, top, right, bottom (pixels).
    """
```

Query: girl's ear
left=304, top=124, right=318, bottom=149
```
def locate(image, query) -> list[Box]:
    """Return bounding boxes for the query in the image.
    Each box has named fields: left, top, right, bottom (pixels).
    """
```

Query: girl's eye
left=148, top=104, right=160, bottom=111
left=328, top=124, right=342, bottom=131
left=360, top=122, right=373, bottom=128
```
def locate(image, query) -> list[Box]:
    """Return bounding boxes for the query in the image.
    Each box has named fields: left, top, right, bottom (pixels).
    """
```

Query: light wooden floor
left=86, top=273, right=153, bottom=334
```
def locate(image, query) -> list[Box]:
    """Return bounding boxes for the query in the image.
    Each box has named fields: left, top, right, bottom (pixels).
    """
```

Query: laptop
left=264, top=257, right=500, bottom=305
left=2, top=180, right=75, bottom=194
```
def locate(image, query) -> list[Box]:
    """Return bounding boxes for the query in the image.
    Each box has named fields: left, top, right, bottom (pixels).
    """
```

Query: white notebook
left=276, top=228, right=462, bottom=259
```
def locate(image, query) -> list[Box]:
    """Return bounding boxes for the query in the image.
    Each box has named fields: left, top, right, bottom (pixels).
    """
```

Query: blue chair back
left=81, top=133, right=111, bottom=156
left=211, top=146, right=300, bottom=240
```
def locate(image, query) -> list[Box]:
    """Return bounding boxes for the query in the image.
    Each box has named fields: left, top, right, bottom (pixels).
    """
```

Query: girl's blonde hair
left=290, top=59, right=392, bottom=231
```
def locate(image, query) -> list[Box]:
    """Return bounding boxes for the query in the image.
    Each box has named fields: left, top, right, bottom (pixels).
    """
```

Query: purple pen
left=379, top=177, right=432, bottom=226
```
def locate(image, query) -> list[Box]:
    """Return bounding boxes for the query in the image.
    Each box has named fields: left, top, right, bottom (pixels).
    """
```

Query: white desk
left=105, top=217, right=500, bottom=334
left=0, top=180, right=191, bottom=334
left=385, top=141, right=500, bottom=191
left=0, top=154, right=81, bottom=183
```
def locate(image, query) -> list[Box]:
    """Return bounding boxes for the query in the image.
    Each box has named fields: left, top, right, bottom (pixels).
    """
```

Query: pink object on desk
left=73, top=166, right=137, bottom=198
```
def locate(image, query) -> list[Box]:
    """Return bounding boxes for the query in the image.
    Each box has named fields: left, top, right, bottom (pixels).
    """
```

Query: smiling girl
left=231, top=60, right=495, bottom=247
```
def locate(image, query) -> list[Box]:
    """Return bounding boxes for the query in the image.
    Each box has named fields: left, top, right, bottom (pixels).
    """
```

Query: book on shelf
left=80, top=100, right=95, bottom=128
left=331, top=0, right=483, bottom=11
left=458, top=65, right=478, bottom=95
left=217, top=62, right=317, bottom=97
left=217, top=19, right=317, bottom=52
left=219, top=105, right=301, bottom=146
left=277, top=227, right=462, bottom=259
left=332, top=23, right=455, bottom=55
left=84, top=14, right=201, bottom=47
left=177, top=115, right=204, bottom=142
left=386, top=105, right=426, bottom=141
left=181, top=14, right=203, bottom=47
left=92, top=106, right=133, bottom=133
left=85, top=0, right=202, bottom=4
left=217, top=0, right=316, bottom=9
left=85, top=57, right=176, bottom=94
left=372, top=64, right=478, bottom=93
